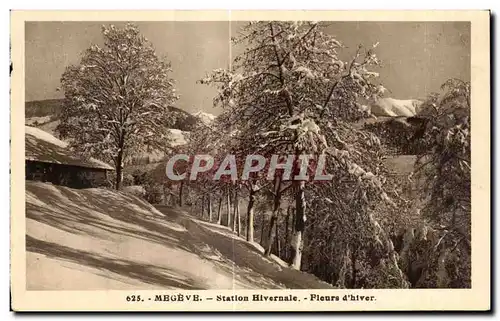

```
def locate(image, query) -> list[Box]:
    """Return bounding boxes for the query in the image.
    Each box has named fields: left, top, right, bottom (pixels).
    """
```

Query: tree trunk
left=351, top=245, right=357, bottom=288
left=285, top=207, right=290, bottom=260
left=246, top=188, right=255, bottom=242
left=208, top=194, right=213, bottom=222
left=265, top=178, right=282, bottom=256
left=217, top=195, right=223, bottom=225
left=260, top=218, right=266, bottom=245
left=275, top=220, right=280, bottom=257
left=232, top=189, right=238, bottom=232
left=264, top=200, right=280, bottom=256
left=236, top=195, right=241, bottom=237
left=226, top=186, right=232, bottom=228
left=162, top=184, right=167, bottom=205
left=115, top=150, right=124, bottom=190
left=178, top=181, right=184, bottom=207
left=291, top=180, right=306, bottom=270
left=201, top=195, right=205, bottom=218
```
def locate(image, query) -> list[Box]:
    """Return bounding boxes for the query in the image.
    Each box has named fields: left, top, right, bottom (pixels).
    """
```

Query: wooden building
left=25, top=125, right=114, bottom=189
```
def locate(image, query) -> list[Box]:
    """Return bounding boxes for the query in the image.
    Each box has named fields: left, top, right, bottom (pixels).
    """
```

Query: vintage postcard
left=10, top=10, right=490, bottom=312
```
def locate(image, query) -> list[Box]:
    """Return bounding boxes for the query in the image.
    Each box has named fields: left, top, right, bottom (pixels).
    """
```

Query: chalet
left=25, top=125, right=114, bottom=189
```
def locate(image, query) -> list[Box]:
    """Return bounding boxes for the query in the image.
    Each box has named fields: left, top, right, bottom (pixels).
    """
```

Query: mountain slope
left=193, top=111, right=216, bottom=125
left=369, top=97, right=423, bottom=117
left=25, top=99, right=65, bottom=118
left=25, top=99, right=200, bottom=132
left=25, top=99, right=194, bottom=167
left=26, top=181, right=333, bottom=290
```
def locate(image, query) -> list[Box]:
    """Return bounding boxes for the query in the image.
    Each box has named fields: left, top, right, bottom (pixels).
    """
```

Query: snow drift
left=26, top=181, right=332, bottom=290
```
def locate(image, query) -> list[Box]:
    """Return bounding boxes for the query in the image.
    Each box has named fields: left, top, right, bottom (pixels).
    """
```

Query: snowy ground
left=25, top=116, right=53, bottom=126
left=26, top=181, right=332, bottom=290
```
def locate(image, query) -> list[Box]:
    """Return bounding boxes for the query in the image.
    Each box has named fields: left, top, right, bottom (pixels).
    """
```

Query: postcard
left=10, top=10, right=490, bottom=312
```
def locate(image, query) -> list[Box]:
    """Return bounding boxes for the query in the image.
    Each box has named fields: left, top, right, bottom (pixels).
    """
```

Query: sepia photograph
left=10, top=10, right=490, bottom=312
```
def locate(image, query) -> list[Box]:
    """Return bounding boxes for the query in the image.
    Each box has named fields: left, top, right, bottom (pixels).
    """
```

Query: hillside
left=25, top=99, right=66, bottom=118
left=25, top=99, right=201, bottom=132
left=193, top=110, right=216, bottom=125
left=26, top=181, right=333, bottom=290
left=25, top=99, right=198, bottom=167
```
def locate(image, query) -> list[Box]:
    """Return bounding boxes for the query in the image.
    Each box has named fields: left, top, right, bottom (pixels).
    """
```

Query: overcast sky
left=25, top=21, right=470, bottom=115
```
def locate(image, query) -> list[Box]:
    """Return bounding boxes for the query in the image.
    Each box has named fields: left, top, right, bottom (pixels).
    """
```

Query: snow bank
left=122, top=185, right=146, bottom=197
left=25, top=116, right=52, bottom=126
left=26, top=181, right=333, bottom=290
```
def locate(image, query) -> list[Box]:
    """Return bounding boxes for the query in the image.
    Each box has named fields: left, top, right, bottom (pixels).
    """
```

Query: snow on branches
left=57, top=23, right=179, bottom=189
left=198, top=21, right=402, bottom=278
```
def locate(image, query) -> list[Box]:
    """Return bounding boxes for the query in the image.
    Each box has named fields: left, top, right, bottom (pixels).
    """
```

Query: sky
left=25, top=21, right=470, bottom=115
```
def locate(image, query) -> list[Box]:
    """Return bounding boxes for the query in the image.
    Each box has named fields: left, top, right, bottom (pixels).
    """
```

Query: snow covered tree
left=200, top=21, right=396, bottom=272
left=57, top=23, right=179, bottom=190
left=409, top=78, right=471, bottom=287
left=303, top=125, right=410, bottom=288
left=181, top=112, right=242, bottom=227
left=359, top=78, right=471, bottom=288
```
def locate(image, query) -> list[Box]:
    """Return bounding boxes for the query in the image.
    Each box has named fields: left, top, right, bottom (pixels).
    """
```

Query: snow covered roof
left=25, top=125, right=114, bottom=171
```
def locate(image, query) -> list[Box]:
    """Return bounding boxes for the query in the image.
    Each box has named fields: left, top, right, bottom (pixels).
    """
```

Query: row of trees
left=181, top=21, right=409, bottom=286
left=57, top=22, right=471, bottom=288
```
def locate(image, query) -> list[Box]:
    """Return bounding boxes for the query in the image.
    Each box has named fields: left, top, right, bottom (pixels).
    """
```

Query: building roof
left=25, top=125, right=114, bottom=171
